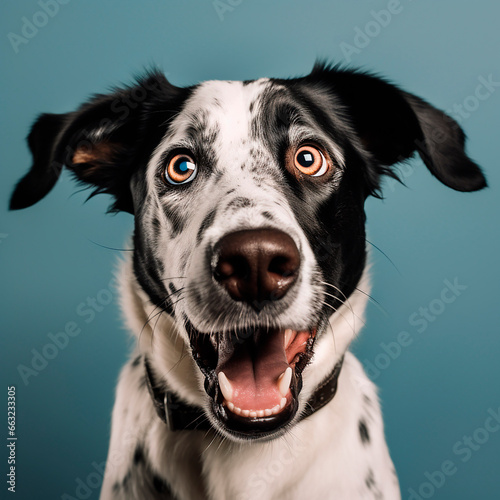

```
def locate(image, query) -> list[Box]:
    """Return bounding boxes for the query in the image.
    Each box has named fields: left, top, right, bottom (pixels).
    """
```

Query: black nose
left=213, top=229, right=300, bottom=308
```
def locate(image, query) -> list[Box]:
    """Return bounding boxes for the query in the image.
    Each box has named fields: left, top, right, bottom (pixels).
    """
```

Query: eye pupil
left=176, top=159, right=193, bottom=173
left=298, top=151, right=314, bottom=167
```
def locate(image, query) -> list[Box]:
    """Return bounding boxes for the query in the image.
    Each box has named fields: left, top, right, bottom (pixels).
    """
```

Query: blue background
left=1, top=1, right=499, bottom=499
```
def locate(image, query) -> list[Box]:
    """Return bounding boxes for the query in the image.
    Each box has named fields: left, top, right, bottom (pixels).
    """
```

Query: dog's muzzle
left=186, top=228, right=324, bottom=439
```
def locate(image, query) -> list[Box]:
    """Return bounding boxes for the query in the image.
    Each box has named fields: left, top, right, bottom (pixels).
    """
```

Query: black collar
left=144, top=357, right=344, bottom=431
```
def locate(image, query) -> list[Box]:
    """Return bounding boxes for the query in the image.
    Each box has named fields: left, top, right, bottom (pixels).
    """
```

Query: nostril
left=268, top=255, right=299, bottom=278
left=214, top=256, right=249, bottom=281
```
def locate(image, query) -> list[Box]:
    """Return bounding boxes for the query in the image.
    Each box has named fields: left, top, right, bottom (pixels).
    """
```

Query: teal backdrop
left=1, top=1, right=499, bottom=499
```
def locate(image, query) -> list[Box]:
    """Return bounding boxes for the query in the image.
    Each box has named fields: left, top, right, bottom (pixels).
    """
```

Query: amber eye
left=293, top=145, right=329, bottom=177
left=164, top=153, right=197, bottom=185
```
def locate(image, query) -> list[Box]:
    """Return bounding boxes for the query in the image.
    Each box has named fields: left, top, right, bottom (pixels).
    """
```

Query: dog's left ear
left=309, top=64, right=487, bottom=193
left=10, top=71, right=184, bottom=213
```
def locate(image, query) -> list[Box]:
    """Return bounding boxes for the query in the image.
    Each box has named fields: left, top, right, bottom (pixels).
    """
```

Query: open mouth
left=187, top=322, right=317, bottom=439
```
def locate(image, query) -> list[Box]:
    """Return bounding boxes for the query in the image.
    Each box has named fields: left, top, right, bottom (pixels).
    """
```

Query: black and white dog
left=11, top=63, right=486, bottom=499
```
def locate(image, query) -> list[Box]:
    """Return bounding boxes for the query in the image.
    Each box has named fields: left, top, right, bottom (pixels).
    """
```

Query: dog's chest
left=113, top=353, right=400, bottom=500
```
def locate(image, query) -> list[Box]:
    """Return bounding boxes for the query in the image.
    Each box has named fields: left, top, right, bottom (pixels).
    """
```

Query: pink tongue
left=217, top=331, right=289, bottom=411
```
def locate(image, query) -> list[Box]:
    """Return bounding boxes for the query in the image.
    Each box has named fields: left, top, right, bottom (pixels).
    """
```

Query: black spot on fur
left=131, top=354, right=141, bottom=367
left=133, top=224, right=173, bottom=314
left=112, top=481, right=120, bottom=493
left=153, top=475, right=169, bottom=493
left=133, top=445, right=145, bottom=465
left=261, top=211, right=274, bottom=221
left=227, top=197, right=253, bottom=209
left=180, top=251, right=190, bottom=270
left=226, top=188, right=235, bottom=195
left=122, top=470, right=132, bottom=488
left=169, top=282, right=177, bottom=295
left=365, top=468, right=384, bottom=499
left=168, top=212, right=185, bottom=238
left=192, top=289, right=203, bottom=309
left=365, top=468, right=375, bottom=488
left=359, top=419, right=370, bottom=445
left=151, top=216, right=161, bottom=237
left=197, top=208, right=217, bottom=243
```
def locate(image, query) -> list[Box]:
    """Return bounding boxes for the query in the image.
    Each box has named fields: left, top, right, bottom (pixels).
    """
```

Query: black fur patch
left=226, top=197, right=253, bottom=209
left=359, top=419, right=370, bottom=445
left=133, top=444, right=145, bottom=465
left=365, top=468, right=375, bottom=489
left=197, top=208, right=217, bottom=243
left=153, top=474, right=170, bottom=493
left=365, top=468, right=384, bottom=499
left=122, top=470, right=132, bottom=488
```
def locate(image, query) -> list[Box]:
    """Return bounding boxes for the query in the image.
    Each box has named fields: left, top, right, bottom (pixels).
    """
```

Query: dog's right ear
left=10, top=71, right=184, bottom=213
left=305, top=62, right=487, bottom=195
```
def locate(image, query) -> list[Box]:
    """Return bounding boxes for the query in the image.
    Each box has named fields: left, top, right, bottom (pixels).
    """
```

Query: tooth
left=278, top=367, right=293, bottom=397
left=280, top=397, right=287, bottom=409
left=264, top=408, right=273, bottom=417
left=241, top=409, right=250, bottom=417
left=227, top=401, right=234, bottom=412
left=284, top=329, right=294, bottom=349
left=249, top=411, right=257, bottom=418
left=257, top=410, right=265, bottom=418
left=218, top=371, right=233, bottom=401
left=233, top=406, right=241, bottom=416
left=271, top=404, right=280, bottom=414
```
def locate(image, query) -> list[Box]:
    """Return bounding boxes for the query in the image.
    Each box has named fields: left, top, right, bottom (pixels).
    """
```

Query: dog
left=10, top=62, right=486, bottom=499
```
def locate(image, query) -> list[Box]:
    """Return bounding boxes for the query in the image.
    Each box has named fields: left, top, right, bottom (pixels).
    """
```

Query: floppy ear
left=10, top=71, right=184, bottom=213
left=309, top=63, right=487, bottom=193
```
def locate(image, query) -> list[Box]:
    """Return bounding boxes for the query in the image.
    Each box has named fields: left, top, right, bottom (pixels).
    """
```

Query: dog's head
left=10, top=63, right=486, bottom=441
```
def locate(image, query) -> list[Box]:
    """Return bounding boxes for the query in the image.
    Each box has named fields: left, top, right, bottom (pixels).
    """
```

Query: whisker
left=325, top=319, right=337, bottom=352
left=138, top=286, right=186, bottom=345
left=320, top=300, right=360, bottom=336
left=86, top=239, right=133, bottom=252
left=354, top=287, right=389, bottom=317
left=319, top=281, right=356, bottom=326
left=365, top=239, right=401, bottom=275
